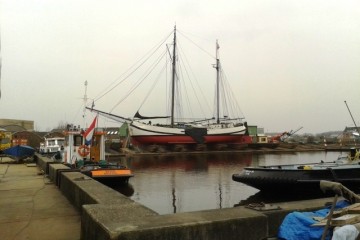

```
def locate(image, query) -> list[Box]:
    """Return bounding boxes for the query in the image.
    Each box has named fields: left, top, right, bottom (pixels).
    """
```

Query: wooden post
left=321, top=194, right=338, bottom=240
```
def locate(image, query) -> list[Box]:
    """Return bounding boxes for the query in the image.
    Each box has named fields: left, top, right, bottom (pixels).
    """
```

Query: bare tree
left=55, top=121, right=69, bottom=130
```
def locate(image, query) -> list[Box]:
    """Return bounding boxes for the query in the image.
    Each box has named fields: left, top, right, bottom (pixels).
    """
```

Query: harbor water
left=111, top=151, right=344, bottom=215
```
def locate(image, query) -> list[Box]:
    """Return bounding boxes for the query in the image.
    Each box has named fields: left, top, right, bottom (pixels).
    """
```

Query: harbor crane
left=269, top=127, right=303, bottom=143
left=344, top=100, right=359, bottom=136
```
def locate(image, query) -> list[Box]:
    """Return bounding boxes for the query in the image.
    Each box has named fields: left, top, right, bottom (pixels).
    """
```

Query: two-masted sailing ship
left=88, top=27, right=251, bottom=149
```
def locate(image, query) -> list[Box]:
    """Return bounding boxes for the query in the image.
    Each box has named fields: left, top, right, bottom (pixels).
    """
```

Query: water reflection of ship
left=126, top=152, right=253, bottom=214
left=171, top=171, right=177, bottom=214
left=206, top=152, right=253, bottom=167
left=128, top=152, right=253, bottom=171
left=112, top=152, right=340, bottom=214
left=111, top=152, right=254, bottom=213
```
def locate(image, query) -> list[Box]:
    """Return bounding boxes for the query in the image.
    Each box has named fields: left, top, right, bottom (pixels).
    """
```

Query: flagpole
left=83, top=80, right=88, bottom=129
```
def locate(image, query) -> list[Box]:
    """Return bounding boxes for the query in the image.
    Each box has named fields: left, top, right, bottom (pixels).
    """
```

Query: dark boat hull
left=232, top=166, right=360, bottom=195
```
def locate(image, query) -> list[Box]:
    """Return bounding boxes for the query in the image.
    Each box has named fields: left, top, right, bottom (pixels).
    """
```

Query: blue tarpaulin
left=278, top=200, right=350, bottom=240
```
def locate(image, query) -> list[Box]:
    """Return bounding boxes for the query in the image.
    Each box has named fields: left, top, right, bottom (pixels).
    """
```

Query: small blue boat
left=3, top=145, right=35, bottom=160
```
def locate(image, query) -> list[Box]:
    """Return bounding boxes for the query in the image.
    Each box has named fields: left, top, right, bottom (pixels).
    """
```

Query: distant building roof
left=0, top=119, right=34, bottom=131
left=344, top=127, right=360, bottom=133
left=0, top=124, right=28, bottom=132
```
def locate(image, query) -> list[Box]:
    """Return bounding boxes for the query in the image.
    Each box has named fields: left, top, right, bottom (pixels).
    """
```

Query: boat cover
left=278, top=200, right=349, bottom=240
left=3, top=145, right=35, bottom=159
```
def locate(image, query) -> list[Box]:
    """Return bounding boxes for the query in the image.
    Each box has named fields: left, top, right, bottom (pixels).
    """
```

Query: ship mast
left=170, top=26, right=177, bottom=127
left=215, top=40, right=220, bottom=124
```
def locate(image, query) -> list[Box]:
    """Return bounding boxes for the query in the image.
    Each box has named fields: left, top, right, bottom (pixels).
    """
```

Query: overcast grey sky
left=1, top=0, right=359, bottom=134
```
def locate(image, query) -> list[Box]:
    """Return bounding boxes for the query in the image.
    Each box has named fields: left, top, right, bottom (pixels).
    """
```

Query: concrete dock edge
left=82, top=205, right=268, bottom=240
left=35, top=153, right=335, bottom=240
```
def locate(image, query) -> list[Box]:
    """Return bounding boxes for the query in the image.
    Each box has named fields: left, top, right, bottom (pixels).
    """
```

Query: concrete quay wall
left=35, top=153, right=333, bottom=240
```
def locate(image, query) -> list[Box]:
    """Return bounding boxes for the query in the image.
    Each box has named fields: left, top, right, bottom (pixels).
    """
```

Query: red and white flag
left=83, top=116, right=97, bottom=146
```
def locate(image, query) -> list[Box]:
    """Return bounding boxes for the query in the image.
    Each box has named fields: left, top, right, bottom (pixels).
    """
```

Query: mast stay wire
left=219, top=65, right=245, bottom=118
left=110, top=48, right=168, bottom=113
left=173, top=43, right=191, bottom=120
left=134, top=56, right=169, bottom=116
left=177, top=42, right=212, bottom=118
left=93, top=30, right=174, bottom=103
left=92, top=27, right=245, bottom=122
left=177, top=30, right=245, bottom=120
left=172, top=29, right=245, bottom=122
left=211, top=61, right=245, bottom=120
left=177, top=29, right=215, bottom=60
